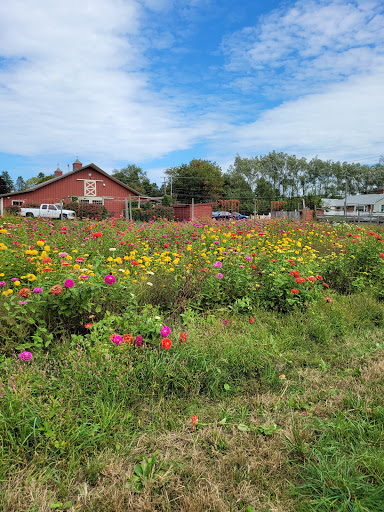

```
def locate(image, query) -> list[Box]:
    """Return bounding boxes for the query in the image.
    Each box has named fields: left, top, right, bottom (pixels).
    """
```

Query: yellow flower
left=28, top=274, right=36, bottom=282
left=44, top=246, right=50, bottom=252
left=13, top=281, right=20, bottom=286
left=36, top=240, right=44, bottom=247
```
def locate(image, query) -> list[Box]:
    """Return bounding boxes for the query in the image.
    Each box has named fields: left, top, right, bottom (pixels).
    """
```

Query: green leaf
left=224, top=383, right=230, bottom=391
left=238, top=424, right=250, bottom=432
left=3, top=302, right=10, bottom=311
left=218, top=417, right=227, bottom=425
left=96, top=305, right=102, bottom=313
left=50, top=503, right=63, bottom=509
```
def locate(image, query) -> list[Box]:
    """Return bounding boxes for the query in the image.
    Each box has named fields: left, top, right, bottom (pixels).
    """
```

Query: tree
left=112, top=164, right=159, bottom=196
left=0, top=176, right=7, bottom=195
left=24, top=172, right=54, bottom=190
left=1, top=171, right=14, bottom=193
left=15, top=176, right=26, bottom=192
left=165, top=159, right=224, bottom=203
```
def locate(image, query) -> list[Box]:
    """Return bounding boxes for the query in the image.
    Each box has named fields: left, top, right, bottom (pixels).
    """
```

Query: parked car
left=20, top=204, right=76, bottom=219
left=212, top=211, right=232, bottom=219
left=231, top=212, right=249, bottom=220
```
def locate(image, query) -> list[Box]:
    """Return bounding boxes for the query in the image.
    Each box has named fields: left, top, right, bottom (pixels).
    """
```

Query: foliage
left=165, top=159, right=224, bottom=203
left=112, top=164, right=160, bottom=197
left=0, top=171, right=14, bottom=193
left=65, top=201, right=109, bottom=219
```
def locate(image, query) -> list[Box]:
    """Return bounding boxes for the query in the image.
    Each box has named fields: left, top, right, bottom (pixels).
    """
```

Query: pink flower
left=104, top=275, right=116, bottom=285
left=213, top=261, right=222, bottom=268
left=64, top=279, right=74, bottom=289
left=112, top=335, right=123, bottom=345
left=19, top=351, right=33, bottom=361
left=161, top=325, right=170, bottom=337
left=217, top=273, right=223, bottom=279
left=58, top=252, right=68, bottom=258
left=135, top=335, right=143, bottom=347
left=33, top=287, right=43, bottom=294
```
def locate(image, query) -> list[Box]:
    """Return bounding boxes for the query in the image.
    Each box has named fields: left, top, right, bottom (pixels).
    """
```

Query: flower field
left=1, top=216, right=384, bottom=511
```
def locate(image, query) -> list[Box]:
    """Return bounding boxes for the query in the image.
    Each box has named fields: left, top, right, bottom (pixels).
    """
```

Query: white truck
left=20, top=204, right=76, bottom=219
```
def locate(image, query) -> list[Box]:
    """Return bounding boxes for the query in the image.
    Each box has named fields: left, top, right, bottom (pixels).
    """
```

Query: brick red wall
left=173, top=203, right=213, bottom=221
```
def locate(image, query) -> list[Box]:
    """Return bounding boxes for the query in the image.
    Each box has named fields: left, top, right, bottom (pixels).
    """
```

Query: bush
left=131, top=205, right=174, bottom=221
left=4, top=206, right=20, bottom=216
left=65, top=202, right=109, bottom=219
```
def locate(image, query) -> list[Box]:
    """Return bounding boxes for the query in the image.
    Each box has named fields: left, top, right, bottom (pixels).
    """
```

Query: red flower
left=251, top=264, right=257, bottom=269
left=290, top=271, right=300, bottom=278
left=85, top=323, right=93, bottom=329
left=180, top=332, right=187, bottom=343
left=323, top=283, right=329, bottom=288
left=271, top=259, right=277, bottom=263
left=92, top=232, right=102, bottom=238
left=191, top=415, right=198, bottom=430
left=123, top=334, right=134, bottom=344
left=19, top=288, right=30, bottom=298
left=161, top=337, right=172, bottom=350
left=130, top=260, right=138, bottom=266
left=307, top=276, right=317, bottom=282
left=291, top=289, right=299, bottom=294
left=316, top=275, right=323, bottom=280
left=380, top=253, right=384, bottom=258
left=42, top=257, right=52, bottom=264
left=325, top=297, right=332, bottom=303
left=249, top=317, right=255, bottom=324
left=51, top=284, right=63, bottom=295
left=295, top=277, right=306, bottom=284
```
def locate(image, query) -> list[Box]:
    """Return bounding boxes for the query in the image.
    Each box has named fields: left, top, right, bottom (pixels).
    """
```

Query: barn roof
left=322, top=194, right=384, bottom=208
left=0, top=163, right=152, bottom=199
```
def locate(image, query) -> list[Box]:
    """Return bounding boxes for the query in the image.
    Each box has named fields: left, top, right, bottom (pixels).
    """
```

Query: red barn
left=0, top=160, right=153, bottom=217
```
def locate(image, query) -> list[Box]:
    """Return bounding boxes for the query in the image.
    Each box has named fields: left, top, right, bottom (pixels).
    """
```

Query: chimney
left=55, top=168, right=63, bottom=177
left=73, top=159, right=82, bottom=171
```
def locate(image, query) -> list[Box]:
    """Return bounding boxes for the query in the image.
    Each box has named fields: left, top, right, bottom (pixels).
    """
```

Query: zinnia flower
left=64, top=279, right=74, bottom=289
left=123, top=334, right=134, bottom=344
left=19, top=300, right=27, bottom=305
left=0, top=281, right=6, bottom=287
left=112, top=335, right=123, bottom=345
left=191, top=415, right=198, bottom=430
left=104, top=275, right=116, bottom=285
left=291, top=289, right=299, bottom=294
left=180, top=332, right=187, bottom=343
left=85, top=323, right=93, bottom=329
left=58, top=252, right=68, bottom=258
left=213, top=261, right=222, bottom=268
left=19, top=288, right=30, bottom=298
left=217, top=273, right=223, bottom=279
left=33, top=287, right=43, bottom=294
left=249, top=317, right=255, bottom=324
left=51, top=284, right=63, bottom=295
left=135, top=335, right=143, bottom=347
left=161, top=337, right=172, bottom=350
left=19, top=351, right=33, bottom=361
left=161, top=325, right=170, bottom=337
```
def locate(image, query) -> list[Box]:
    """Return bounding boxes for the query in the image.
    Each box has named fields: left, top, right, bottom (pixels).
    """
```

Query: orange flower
left=51, top=284, right=63, bottom=295
left=123, top=334, right=134, bottom=344
left=291, top=289, right=299, bottom=294
left=180, top=332, right=187, bottom=343
left=249, top=317, right=255, bottom=324
left=191, top=415, right=198, bottom=430
left=19, top=288, right=30, bottom=298
left=42, top=257, right=52, bottom=264
left=161, top=337, right=172, bottom=350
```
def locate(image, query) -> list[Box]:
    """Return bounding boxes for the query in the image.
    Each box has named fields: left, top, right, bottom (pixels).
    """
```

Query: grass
left=1, top=290, right=384, bottom=511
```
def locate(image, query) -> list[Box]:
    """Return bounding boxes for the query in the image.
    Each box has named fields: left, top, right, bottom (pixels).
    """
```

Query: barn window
left=80, top=199, right=90, bottom=204
left=84, top=180, right=97, bottom=196
left=12, top=200, right=24, bottom=206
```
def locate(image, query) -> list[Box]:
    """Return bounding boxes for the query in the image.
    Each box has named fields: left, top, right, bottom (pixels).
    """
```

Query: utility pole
left=344, top=179, right=348, bottom=221
left=163, top=177, right=167, bottom=195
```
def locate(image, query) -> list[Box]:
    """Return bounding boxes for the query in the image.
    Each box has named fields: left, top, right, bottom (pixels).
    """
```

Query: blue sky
left=0, top=0, right=383, bottom=185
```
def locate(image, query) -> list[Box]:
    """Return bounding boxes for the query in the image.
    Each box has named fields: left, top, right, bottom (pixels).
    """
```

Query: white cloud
left=221, top=0, right=384, bottom=97
left=0, top=0, right=212, bottom=160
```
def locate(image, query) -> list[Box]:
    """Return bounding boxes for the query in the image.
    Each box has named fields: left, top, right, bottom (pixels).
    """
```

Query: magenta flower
left=58, top=252, right=68, bottom=258
left=213, top=261, right=222, bottom=268
left=19, top=300, right=27, bottom=305
left=161, top=325, right=170, bottom=337
left=217, top=273, right=223, bottom=279
left=135, top=335, right=143, bottom=347
left=112, top=335, right=123, bottom=345
left=19, top=351, right=33, bottom=361
left=79, top=275, right=89, bottom=279
left=0, top=281, right=6, bottom=287
left=64, top=279, right=74, bottom=289
left=33, top=287, right=43, bottom=294
left=104, top=275, right=116, bottom=285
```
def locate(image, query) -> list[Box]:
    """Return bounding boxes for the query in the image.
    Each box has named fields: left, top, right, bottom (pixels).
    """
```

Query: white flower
left=147, top=271, right=154, bottom=275
left=147, top=282, right=153, bottom=286
left=109, top=248, right=116, bottom=252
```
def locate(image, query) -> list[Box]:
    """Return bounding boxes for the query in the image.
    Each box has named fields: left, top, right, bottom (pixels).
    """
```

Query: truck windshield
left=49, top=205, right=57, bottom=210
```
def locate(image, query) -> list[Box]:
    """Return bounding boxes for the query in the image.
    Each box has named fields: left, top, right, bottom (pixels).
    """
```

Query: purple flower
left=58, top=252, right=68, bottom=258
left=161, top=325, right=170, bottom=337
left=135, top=335, right=143, bottom=347
left=217, top=273, right=223, bottom=279
left=33, top=287, right=43, bottom=294
left=0, top=281, right=6, bottom=287
left=11, top=277, right=19, bottom=282
left=19, top=300, right=27, bottom=305
left=245, top=256, right=252, bottom=261
left=79, top=274, right=89, bottom=279
left=112, top=335, right=123, bottom=345
left=19, top=351, right=33, bottom=361
left=213, top=261, right=222, bottom=268
left=64, top=279, right=74, bottom=289
left=222, top=319, right=229, bottom=326
left=104, top=274, right=116, bottom=285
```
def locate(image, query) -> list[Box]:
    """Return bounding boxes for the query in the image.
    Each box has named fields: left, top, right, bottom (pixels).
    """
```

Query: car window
left=49, top=205, right=57, bottom=210
left=42, top=205, right=47, bottom=209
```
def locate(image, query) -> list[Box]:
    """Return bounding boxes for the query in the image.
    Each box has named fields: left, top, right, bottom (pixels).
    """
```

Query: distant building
left=322, top=194, right=384, bottom=214
left=0, top=160, right=155, bottom=216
